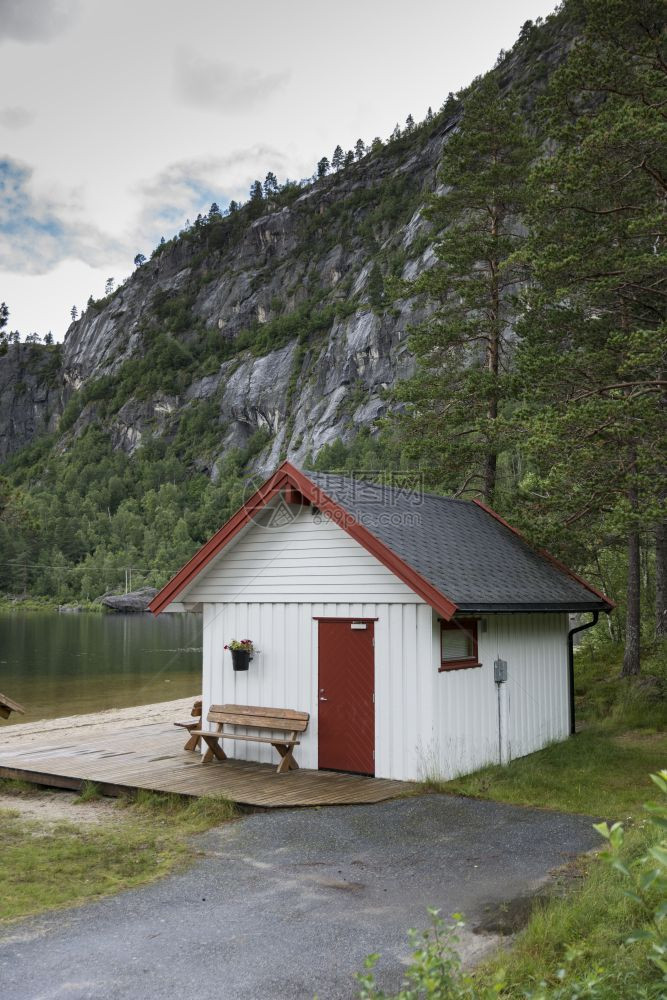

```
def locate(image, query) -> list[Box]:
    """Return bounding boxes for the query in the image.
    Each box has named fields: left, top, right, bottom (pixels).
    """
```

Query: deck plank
left=0, top=722, right=413, bottom=807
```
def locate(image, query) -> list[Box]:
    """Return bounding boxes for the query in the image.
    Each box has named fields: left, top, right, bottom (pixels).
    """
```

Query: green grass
left=0, top=786, right=237, bottom=923
left=440, top=728, right=666, bottom=819
left=76, top=780, right=102, bottom=802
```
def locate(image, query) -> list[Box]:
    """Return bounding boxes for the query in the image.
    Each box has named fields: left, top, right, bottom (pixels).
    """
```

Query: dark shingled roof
left=307, top=471, right=611, bottom=613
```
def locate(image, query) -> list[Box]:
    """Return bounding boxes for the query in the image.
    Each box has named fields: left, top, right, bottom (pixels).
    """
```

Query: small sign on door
left=350, top=622, right=367, bottom=630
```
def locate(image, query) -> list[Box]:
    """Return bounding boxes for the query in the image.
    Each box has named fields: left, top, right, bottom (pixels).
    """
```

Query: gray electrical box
left=494, top=658, right=508, bottom=684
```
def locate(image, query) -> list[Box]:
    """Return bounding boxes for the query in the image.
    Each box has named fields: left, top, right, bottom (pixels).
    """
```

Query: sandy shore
left=0, top=696, right=198, bottom=746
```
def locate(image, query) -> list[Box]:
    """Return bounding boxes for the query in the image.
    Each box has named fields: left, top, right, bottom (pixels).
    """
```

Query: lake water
left=0, top=611, right=202, bottom=724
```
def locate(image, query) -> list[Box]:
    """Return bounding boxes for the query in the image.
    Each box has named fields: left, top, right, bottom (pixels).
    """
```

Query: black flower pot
left=231, top=648, right=251, bottom=671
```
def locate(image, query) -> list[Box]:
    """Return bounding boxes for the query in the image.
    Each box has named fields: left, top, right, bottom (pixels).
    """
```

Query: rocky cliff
left=4, top=122, right=446, bottom=475
left=0, top=343, right=65, bottom=462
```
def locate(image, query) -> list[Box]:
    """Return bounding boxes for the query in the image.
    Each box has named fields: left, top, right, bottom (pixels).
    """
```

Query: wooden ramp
left=0, top=721, right=412, bottom=807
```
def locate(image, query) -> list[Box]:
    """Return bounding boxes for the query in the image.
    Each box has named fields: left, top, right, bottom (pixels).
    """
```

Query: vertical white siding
left=490, top=613, right=570, bottom=760
left=201, top=603, right=570, bottom=781
left=432, top=615, right=499, bottom=779
left=430, top=612, right=570, bottom=779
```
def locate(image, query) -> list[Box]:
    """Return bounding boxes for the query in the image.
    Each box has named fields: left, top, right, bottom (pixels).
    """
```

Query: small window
left=440, top=619, right=480, bottom=671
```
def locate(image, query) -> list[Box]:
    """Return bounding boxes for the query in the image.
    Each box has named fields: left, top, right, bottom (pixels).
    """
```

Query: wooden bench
left=174, top=698, right=202, bottom=751
left=190, top=704, right=310, bottom=774
left=0, top=693, right=25, bottom=721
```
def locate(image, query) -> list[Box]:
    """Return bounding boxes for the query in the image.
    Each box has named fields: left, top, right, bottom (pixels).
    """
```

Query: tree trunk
left=483, top=452, right=497, bottom=506
left=484, top=211, right=500, bottom=506
left=656, top=521, right=667, bottom=639
left=621, top=527, right=641, bottom=676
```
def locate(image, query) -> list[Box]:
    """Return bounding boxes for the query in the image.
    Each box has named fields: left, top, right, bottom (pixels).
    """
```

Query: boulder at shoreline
left=99, top=587, right=158, bottom=613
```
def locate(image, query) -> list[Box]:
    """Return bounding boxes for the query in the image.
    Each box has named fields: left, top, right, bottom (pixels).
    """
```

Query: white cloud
left=0, top=0, right=79, bottom=44
left=133, top=147, right=288, bottom=245
left=0, top=157, right=123, bottom=275
left=175, top=48, right=290, bottom=113
left=0, top=107, right=35, bottom=129
left=0, top=146, right=289, bottom=279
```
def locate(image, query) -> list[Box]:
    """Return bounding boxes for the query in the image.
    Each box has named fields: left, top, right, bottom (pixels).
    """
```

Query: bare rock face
left=0, top=344, right=68, bottom=461
left=100, top=587, right=159, bottom=613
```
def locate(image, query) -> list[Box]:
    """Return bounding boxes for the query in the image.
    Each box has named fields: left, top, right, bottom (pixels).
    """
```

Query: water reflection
left=0, top=611, right=201, bottom=723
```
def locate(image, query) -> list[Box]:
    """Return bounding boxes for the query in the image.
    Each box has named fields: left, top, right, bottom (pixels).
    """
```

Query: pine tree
left=133, top=253, right=146, bottom=268
left=263, top=173, right=278, bottom=198
left=208, top=202, right=221, bottom=218
left=354, top=138, right=366, bottom=161
left=248, top=181, right=264, bottom=219
left=404, top=114, right=415, bottom=134
left=516, top=0, right=666, bottom=674
left=249, top=180, right=263, bottom=203
left=332, top=145, right=344, bottom=171
left=317, top=157, right=329, bottom=178
left=425, top=107, right=434, bottom=123
left=440, top=92, right=458, bottom=118
left=394, top=77, right=536, bottom=503
left=70, top=305, right=78, bottom=322
left=367, top=262, right=384, bottom=311
left=344, top=149, right=354, bottom=168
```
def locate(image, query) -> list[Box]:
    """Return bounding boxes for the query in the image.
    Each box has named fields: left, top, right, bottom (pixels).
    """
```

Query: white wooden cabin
left=150, top=462, right=612, bottom=782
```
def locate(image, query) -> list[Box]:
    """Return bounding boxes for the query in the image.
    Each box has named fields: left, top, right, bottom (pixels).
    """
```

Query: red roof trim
left=150, top=461, right=459, bottom=620
left=472, top=499, right=615, bottom=611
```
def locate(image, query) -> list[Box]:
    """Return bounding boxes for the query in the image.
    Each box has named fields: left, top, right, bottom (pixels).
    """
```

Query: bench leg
left=184, top=732, right=201, bottom=752
left=274, top=743, right=298, bottom=774
left=201, top=735, right=227, bottom=763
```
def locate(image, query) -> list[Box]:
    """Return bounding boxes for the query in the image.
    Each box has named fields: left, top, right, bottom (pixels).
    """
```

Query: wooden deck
left=0, top=721, right=412, bottom=807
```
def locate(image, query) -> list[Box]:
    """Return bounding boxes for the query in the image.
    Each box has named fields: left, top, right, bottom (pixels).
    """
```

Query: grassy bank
left=439, top=727, right=666, bottom=818
left=0, top=782, right=237, bottom=923
left=0, top=597, right=104, bottom=613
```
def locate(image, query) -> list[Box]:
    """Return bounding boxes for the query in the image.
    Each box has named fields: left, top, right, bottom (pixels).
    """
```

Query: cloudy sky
left=1, top=0, right=558, bottom=340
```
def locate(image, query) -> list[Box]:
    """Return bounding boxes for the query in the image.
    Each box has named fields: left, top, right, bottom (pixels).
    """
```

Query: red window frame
left=439, top=618, right=481, bottom=672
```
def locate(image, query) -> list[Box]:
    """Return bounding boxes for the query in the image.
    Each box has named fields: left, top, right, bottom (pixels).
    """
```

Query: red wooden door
left=317, top=619, right=375, bottom=775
